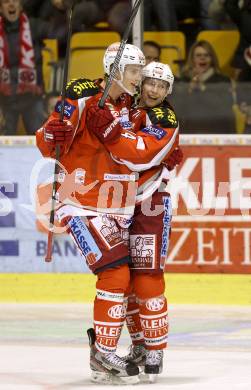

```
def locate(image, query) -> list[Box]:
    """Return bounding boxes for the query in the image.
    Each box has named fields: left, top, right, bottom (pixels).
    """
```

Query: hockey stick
left=98, top=0, right=143, bottom=108
left=45, top=0, right=142, bottom=260
left=45, top=2, right=75, bottom=262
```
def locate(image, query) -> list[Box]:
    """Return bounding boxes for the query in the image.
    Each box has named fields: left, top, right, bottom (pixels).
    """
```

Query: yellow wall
left=0, top=274, right=250, bottom=305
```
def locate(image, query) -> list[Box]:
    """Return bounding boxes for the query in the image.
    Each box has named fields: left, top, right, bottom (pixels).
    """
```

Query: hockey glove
left=165, top=147, right=183, bottom=171
left=43, top=119, right=74, bottom=150
left=87, top=103, right=121, bottom=144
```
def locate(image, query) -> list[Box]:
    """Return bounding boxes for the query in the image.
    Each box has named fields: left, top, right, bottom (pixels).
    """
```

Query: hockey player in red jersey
left=122, top=62, right=183, bottom=382
left=36, top=43, right=180, bottom=384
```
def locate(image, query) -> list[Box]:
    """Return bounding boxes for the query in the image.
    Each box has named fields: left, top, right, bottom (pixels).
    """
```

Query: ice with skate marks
left=139, top=369, right=159, bottom=384
left=91, top=370, right=140, bottom=385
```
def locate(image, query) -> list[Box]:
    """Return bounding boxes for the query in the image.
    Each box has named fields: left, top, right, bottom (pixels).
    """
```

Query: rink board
left=1, top=135, right=251, bottom=305
left=1, top=135, right=251, bottom=274
left=0, top=273, right=251, bottom=305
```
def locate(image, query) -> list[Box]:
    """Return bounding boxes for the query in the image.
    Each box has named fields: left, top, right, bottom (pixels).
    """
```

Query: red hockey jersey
left=36, top=79, right=179, bottom=215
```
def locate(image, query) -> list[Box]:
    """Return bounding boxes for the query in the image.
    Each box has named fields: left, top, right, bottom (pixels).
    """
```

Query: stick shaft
left=45, top=144, right=60, bottom=262
left=60, top=6, right=73, bottom=120
left=45, top=5, right=74, bottom=261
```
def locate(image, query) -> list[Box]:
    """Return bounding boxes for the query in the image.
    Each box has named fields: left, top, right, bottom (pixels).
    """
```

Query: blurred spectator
left=0, top=105, right=6, bottom=133
left=26, top=0, right=69, bottom=58
left=44, top=92, right=59, bottom=117
left=24, top=0, right=82, bottom=58
left=143, top=41, right=161, bottom=65
left=23, top=0, right=49, bottom=17
left=0, top=0, right=47, bottom=135
left=225, top=0, right=251, bottom=80
left=144, top=0, right=178, bottom=31
left=173, top=1, right=200, bottom=48
left=236, top=79, right=251, bottom=132
left=23, top=0, right=73, bottom=18
left=174, top=0, right=228, bottom=29
left=200, top=0, right=219, bottom=29
left=241, top=45, right=251, bottom=80
left=174, top=0, right=200, bottom=21
left=45, top=0, right=68, bottom=58
left=72, top=0, right=131, bottom=36
left=171, top=40, right=236, bottom=133
left=200, top=0, right=231, bottom=29
left=174, top=1, right=231, bottom=48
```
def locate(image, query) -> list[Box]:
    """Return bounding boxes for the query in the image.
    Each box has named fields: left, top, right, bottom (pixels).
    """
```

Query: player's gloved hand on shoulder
left=165, top=147, right=183, bottom=171
left=87, top=103, right=121, bottom=144
left=43, top=119, right=74, bottom=150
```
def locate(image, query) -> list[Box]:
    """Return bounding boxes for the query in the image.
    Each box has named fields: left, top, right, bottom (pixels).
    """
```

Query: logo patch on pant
left=90, top=215, right=123, bottom=249
left=130, top=234, right=156, bottom=269
left=108, top=304, right=127, bottom=319
left=146, top=297, right=165, bottom=311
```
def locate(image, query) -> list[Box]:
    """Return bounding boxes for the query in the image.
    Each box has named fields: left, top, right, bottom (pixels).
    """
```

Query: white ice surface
left=0, top=304, right=250, bottom=389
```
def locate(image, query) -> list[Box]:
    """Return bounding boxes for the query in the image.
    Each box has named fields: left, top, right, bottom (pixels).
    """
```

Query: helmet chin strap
left=115, top=79, right=135, bottom=96
left=114, top=68, right=136, bottom=96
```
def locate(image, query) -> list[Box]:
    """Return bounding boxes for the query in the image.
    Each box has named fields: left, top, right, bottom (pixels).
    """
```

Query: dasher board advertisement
left=166, top=135, right=251, bottom=273
left=0, top=135, right=251, bottom=274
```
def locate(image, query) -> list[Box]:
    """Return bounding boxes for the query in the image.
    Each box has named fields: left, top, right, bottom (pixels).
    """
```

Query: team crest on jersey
left=120, top=107, right=132, bottom=129
left=55, top=100, right=76, bottom=118
left=65, top=78, right=99, bottom=99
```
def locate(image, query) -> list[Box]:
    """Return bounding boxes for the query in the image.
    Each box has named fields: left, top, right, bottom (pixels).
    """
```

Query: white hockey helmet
left=142, top=61, right=174, bottom=95
left=103, top=42, right=145, bottom=76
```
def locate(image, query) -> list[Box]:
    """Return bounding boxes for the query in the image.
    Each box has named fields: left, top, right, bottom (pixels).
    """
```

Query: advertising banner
left=0, top=137, right=89, bottom=273
left=166, top=135, right=251, bottom=274
left=0, top=135, right=251, bottom=273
